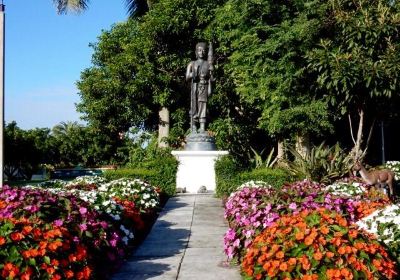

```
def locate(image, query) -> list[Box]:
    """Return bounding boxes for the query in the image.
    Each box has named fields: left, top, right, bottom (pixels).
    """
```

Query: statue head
left=195, top=42, right=207, bottom=59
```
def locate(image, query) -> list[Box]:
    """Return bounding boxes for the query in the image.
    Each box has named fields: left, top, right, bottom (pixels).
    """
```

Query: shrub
left=121, top=135, right=178, bottom=196
left=242, top=209, right=398, bottom=279
left=287, top=143, right=351, bottom=184
left=215, top=156, right=295, bottom=197
left=240, top=168, right=295, bottom=189
left=104, top=163, right=177, bottom=197
left=215, top=155, right=244, bottom=197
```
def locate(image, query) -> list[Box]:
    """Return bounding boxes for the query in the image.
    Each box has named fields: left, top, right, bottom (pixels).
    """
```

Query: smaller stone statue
left=186, top=42, right=214, bottom=133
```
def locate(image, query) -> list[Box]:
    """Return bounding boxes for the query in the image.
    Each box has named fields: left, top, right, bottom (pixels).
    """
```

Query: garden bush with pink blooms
left=0, top=175, right=161, bottom=279
left=223, top=179, right=400, bottom=279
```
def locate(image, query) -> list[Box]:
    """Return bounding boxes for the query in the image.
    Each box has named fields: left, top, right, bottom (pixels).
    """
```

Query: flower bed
left=224, top=180, right=398, bottom=279
left=385, top=161, right=400, bottom=180
left=242, top=209, right=397, bottom=279
left=0, top=175, right=161, bottom=279
left=224, top=180, right=390, bottom=261
left=357, top=204, right=400, bottom=263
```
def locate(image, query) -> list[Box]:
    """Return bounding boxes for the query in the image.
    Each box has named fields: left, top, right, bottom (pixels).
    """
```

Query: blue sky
left=5, top=1, right=128, bottom=129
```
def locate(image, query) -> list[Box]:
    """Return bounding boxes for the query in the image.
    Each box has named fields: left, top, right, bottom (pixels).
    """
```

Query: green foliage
left=123, top=136, right=178, bottom=196
left=249, top=147, right=276, bottom=169
left=307, top=0, right=400, bottom=114
left=4, top=121, right=55, bottom=180
left=240, top=168, right=295, bottom=188
left=209, top=0, right=333, bottom=140
left=215, top=155, right=245, bottom=197
left=77, top=0, right=226, bottom=149
left=103, top=164, right=177, bottom=196
left=215, top=155, right=295, bottom=197
left=287, top=143, right=352, bottom=184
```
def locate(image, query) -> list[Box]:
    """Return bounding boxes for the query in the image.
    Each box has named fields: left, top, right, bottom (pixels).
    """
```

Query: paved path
left=112, top=194, right=241, bottom=280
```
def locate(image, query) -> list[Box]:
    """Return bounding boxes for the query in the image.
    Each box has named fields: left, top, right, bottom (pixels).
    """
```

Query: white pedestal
left=171, top=150, right=229, bottom=193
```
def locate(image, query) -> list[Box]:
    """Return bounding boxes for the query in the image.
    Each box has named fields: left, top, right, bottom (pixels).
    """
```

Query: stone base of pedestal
left=171, top=150, right=228, bottom=193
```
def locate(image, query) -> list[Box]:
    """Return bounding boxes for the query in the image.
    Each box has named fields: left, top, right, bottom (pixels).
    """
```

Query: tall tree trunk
left=295, top=132, right=311, bottom=158
left=273, top=138, right=288, bottom=168
left=277, top=140, right=285, bottom=161
left=158, top=107, right=170, bottom=148
left=349, top=109, right=375, bottom=162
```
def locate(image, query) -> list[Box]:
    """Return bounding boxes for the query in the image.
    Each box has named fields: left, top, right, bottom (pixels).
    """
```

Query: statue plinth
left=185, top=132, right=216, bottom=151
left=171, top=150, right=228, bottom=193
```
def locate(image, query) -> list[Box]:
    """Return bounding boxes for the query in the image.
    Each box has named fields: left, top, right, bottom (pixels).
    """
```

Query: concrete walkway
left=112, top=194, right=241, bottom=280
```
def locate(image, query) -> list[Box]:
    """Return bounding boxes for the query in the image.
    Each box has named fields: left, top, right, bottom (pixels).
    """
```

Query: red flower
left=10, top=232, right=24, bottom=241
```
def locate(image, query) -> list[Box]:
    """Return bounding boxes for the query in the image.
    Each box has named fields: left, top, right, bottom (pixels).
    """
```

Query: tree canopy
left=9, top=0, right=398, bottom=174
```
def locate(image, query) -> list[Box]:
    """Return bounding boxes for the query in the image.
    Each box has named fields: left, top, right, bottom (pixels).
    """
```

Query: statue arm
left=186, top=62, right=193, bottom=82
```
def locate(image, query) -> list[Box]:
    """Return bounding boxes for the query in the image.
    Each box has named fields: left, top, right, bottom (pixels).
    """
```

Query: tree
left=77, top=0, right=227, bottom=149
left=53, top=0, right=152, bottom=17
left=307, top=0, right=400, bottom=160
left=51, top=121, right=116, bottom=167
left=4, top=122, right=54, bottom=180
left=209, top=0, right=334, bottom=159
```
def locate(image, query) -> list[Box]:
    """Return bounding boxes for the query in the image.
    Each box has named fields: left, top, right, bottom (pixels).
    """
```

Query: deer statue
left=353, top=161, right=395, bottom=198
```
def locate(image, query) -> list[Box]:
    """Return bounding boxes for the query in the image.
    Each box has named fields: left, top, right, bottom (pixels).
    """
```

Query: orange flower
left=46, top=267, right=55, bottom=275
left=338, top=246, right=346, bottom=255
left=313, top=251, right=323, bottom=261
left=338, top=218, right=347, bottom=227
left=22, top=226, right=33, bottom=235
left=21, top=272, right=31, bottom=280
left=279, top=263, right=288, bottom=271
left=302, top=261, right=311, bottom=270
left=340, top=268, right=350, bottom=277
left=304, top=236, right=314, bottom=246
left=0, top=236, right=6, bottom=245
left=348, top=229, right=358, bottom=238
left=320, top=226, right=329, bottom=235
left=51, top=274, right=61, bottom=280
left=51, top=259, right=59, bottom=267
left=288, top=257, right=297, bottom=266
left=372, top=259, right=382, bottom=270
left=295, top=232, right=304, bottom=240
left=65, top=270, right=74, bottom=279
left=48, top=240, right=62, bottom=251
left=2, top=263, right=19, bottom=279
left=32, top=228, right=42, bottom=239
left=276, top=251, right=284, bottom=259
left=267, top=268, right=277, bottom=277
left=10, top=232, right=24, bottom=241
left=326, top=251, right=334, bottom=258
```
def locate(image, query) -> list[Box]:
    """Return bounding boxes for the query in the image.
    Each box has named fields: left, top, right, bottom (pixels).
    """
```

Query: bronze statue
left=186, top=42, right=214, bottom=133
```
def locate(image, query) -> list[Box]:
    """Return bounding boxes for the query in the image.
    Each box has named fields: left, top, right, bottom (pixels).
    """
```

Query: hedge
left=215, top=156, right=297, bottom=197
left=104, top=157, right=178, bottom=196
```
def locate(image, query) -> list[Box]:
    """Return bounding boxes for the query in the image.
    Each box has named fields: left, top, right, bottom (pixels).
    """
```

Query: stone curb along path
left=112, top=194, right=241, bottom=280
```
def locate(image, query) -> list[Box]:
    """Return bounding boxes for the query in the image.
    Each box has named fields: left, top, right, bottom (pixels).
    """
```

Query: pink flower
left=54, top=219, right=64, bottom=226
left=79, top=223, right=88, bottom=231
left=79, top=207, right=87, bottom=215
